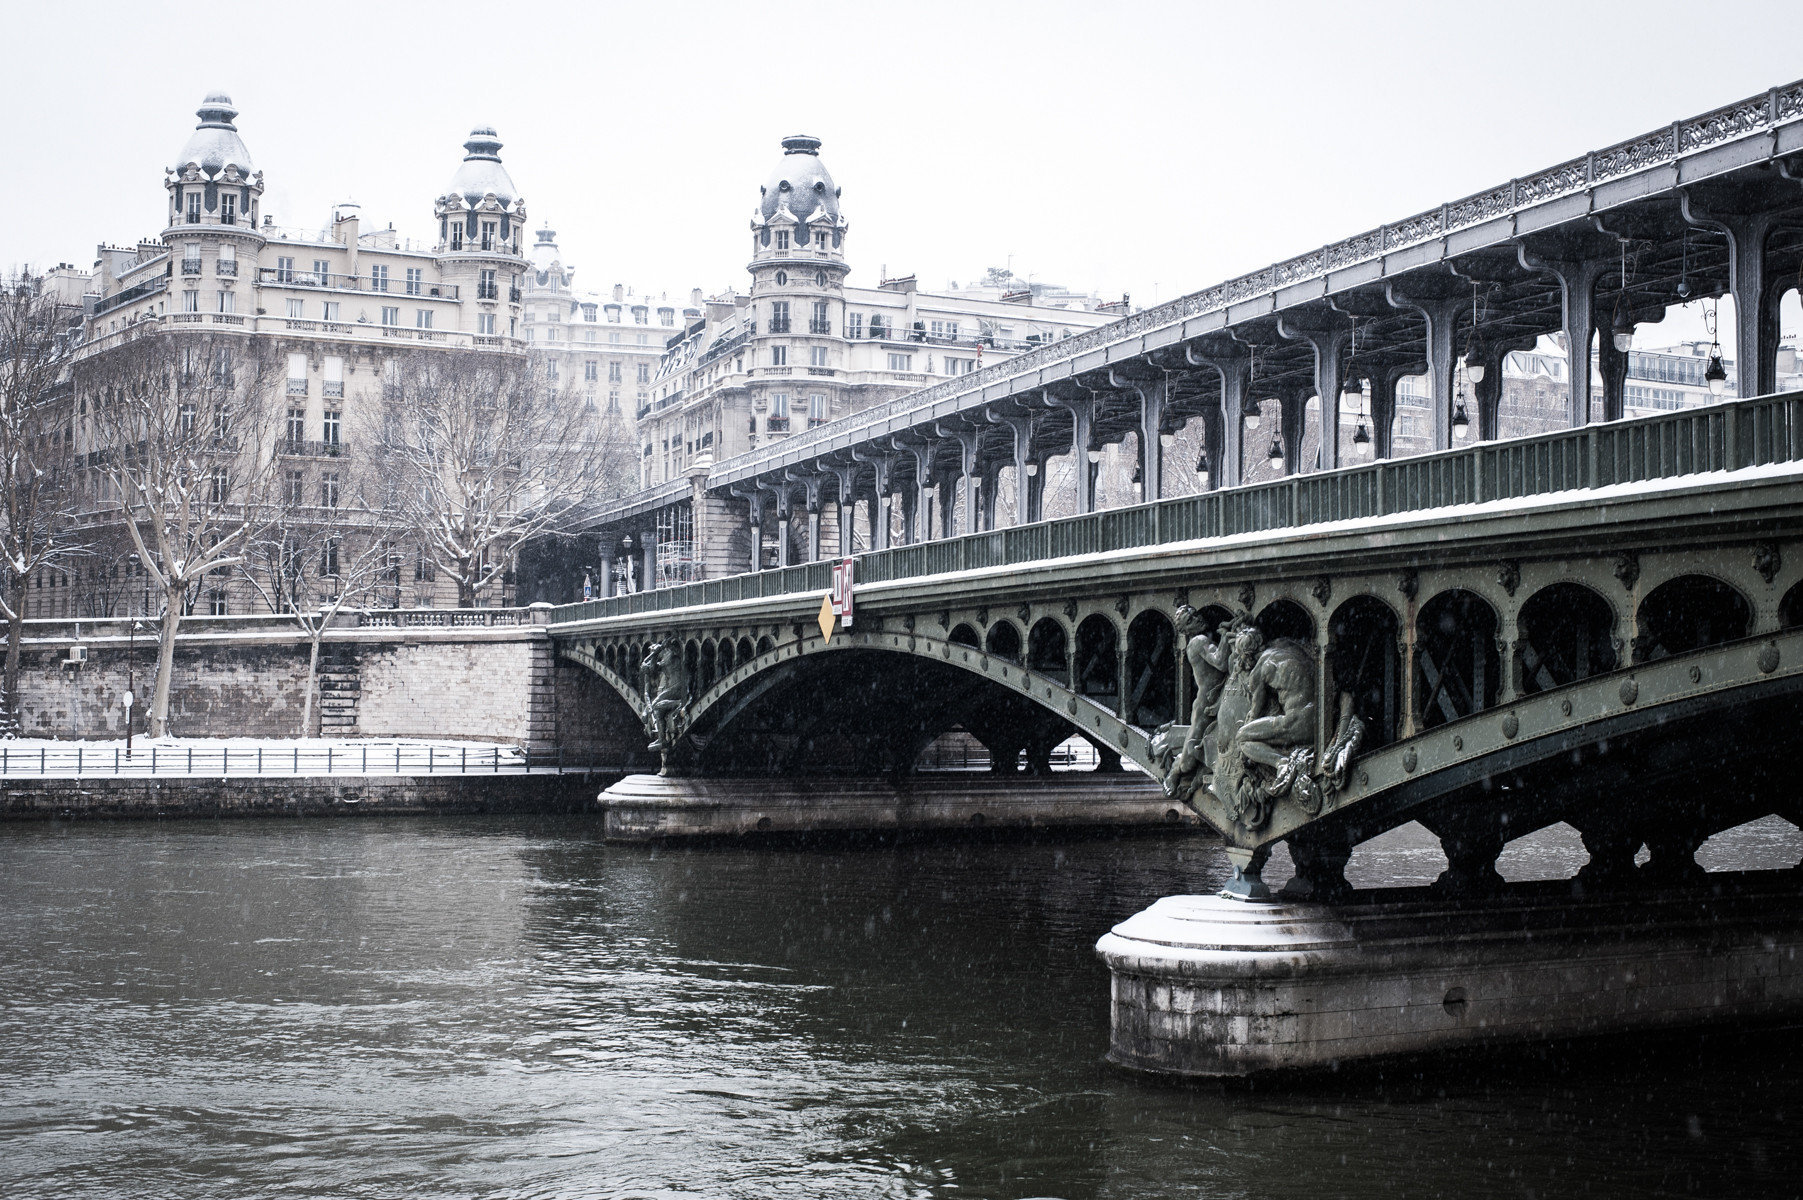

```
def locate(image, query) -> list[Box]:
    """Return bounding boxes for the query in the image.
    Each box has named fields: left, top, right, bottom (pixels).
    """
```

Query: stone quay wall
left=1, top=773, right=616, bottom=820
left=10, top=608, right=642, bottom=760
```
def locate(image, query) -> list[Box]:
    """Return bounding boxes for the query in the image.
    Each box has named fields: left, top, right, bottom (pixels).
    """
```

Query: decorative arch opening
left=717, top=639, right=735, bottom=677
left=1415, top=589, right=1500, bottom=729
left=1518, top=582, right=1618, bottom=694
left=985, top=621, right=1022, bottom=662
left=1124, top=610, right=1178, bottom=728
left=1028, top=618, right=1070, bottom=685
left=684, top=641, right=702, bottom=693
left=603, top=645, right=617, bottom=675
left=738, top=636, right=756, bottom=664
left=1783, top=581, right=1803, bottom=630
left=1328, top=595, right=1401, bottom=747
left=1075, top=614, right=1120, bottom=710
left=949, top=623, right=981, bottom=648
left=757, top=635, right=775, bottom=657
left=626, top=643, right=643, bottom=690
left=698, top=639, right=718, bottom=693
left=1257, top=598, right=1315, bottom=645
left=1635, top=574, right=1751, bottom=661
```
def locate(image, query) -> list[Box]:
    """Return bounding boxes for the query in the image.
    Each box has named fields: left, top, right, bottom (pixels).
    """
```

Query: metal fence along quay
left=552, top=390, right=1803, bottom=624
left=0, top=743, right=620, bottom=780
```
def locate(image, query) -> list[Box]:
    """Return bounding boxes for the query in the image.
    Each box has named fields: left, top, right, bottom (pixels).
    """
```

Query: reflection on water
left=2, top=817, right=1801, bottom=1199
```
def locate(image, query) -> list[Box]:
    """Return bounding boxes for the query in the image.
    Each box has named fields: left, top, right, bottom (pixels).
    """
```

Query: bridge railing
left=551, top=391, right=1803, bottom=625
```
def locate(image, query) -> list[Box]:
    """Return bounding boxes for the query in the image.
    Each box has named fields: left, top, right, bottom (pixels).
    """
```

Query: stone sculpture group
left=1151, top=606, right=1363, bottom=833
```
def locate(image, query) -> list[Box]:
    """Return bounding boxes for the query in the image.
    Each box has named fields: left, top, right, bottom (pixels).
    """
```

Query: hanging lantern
left=1024, top=461, right=1038, bottom=478
left=1158, top=431, right=1176, bottom=449
left=1611, top=292, right=1634, bottom=353
left=1353, top=421, right=1371, bottom=447
left=1705, top=351, right=1728, bottom=396
left=1245, top=409, right=1261, bottom=431
left=1452, top=402, right=1470, bottom=440
left=1266, top=435, right=1284, bottom=468
left=1341, top=375, right=1365, bottom=406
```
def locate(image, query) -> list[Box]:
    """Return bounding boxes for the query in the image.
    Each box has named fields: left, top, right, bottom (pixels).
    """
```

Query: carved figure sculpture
left=1154, top=607, right=1238, bottom=804
left=640, top=641, right=689, bottom=760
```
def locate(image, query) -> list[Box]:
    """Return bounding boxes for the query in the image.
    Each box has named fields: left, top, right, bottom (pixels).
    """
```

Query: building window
left=771, top=346, right=788, bottom=367
left=810, top=346, right=829, bottom=367
left=584, top=360, right=599, bottom=381
left=815, top=271, right=827, bottom=287
left=775, top=230, right=790, bottom=250
left=208, top=589, right=228, bottom=616
left=636, top=363, right=651, bottom=384
left=416, top=309, right=433, bottom=329
left=607, top=390, right=620, bottom=413
left=276, top=256, right=295, bottom=283
left=321, top=539, right=340, bottom=577
left=481, top=221, right=496, bottom=250
left=218, top=291, right=235, bottom=314
left=816, top=232, right=828, bottom=248
left=220, top=194, right=236, bottom=225
left=774, top=270, right=788, bottom=287
left=322, top=301, right=340, bottom=323
left=943, top=357, right=974, bottom=376
left=769, top=393, right=790, bottom=429
left=286, top=298, right=304, bottom=319
left=323, top=356, right=344, bottom=399
left=809, top=394, right=827, bottom=426
left=847, top=313, right=862, bottom=339
left=888, top=353, right=913, bottom=372
left=769, top=301, right=790, bottom=333
left=659, top=307, right=674, bottom=326
left=583, top=304, right=597, bottom=321
left=381, top=306, right=399, bottom=326
left=320, top=472, right=339, bottom=508
left=209, top=466, right=229, bottom=504
left=478, top=313, right=496, bottom=335
left=287, top=408, right=305, bottom=444
left=323, top=410, right=341, bottom=447
left=216, top=244, right=236, bottom=276
left=405, top=267, right=423, bottom=295
left=869, top=316, right=888, bottom=339
left=287, top=352, right=308, bottom=393
left=608, top=361, right=623, bottom=384
left=186, top=192, right=201, bottom=223
left=810, top=301, right=829, bottom=334
left=285, top=469, right=305, bottom=505
left=451, top=223, right=463, bottom=250
left=633, top=307, right=648, bottom=325
left=312, top=259, right=331, bottom=283
left=479, top=269, right=497, bottom=300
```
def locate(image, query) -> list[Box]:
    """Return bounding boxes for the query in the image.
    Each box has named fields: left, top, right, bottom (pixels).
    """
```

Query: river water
left=3, top=816, right=1802, bottom=1199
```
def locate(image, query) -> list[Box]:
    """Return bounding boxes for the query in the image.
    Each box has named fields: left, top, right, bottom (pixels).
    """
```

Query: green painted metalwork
left=551, top=393, right=1803, bottom=627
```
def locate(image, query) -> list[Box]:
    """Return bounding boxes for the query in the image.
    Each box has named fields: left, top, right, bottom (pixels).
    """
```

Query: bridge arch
left=1028, top=618, right=1070, bottom=685
left=985, top=619, right=1023, bottom=662
left=1124, top=610, right=1179, bottom=728
left=1256, top=598, right=1315, bottom=645
left=1328, top=594, right=1402, bottom=748
left=1783, top=580, right=1803, bottom=630
left=1517, top=582, right=1619, bottom=695
left=1415, top=588, right=1500, bottom=729
left=1075, top=614, right=1120, bottom=711
left=1634, top=573, right=1752, bottom=662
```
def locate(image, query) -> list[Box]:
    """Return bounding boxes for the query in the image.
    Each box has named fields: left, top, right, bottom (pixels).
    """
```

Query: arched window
left=1328, top=595, right=1401, bottom=747
left=1635, top=575, right=1751, bottom=661
left=1028, top=619, right=1069, bottom=685
left=1415, top=589, right=1500, bottom=728
left=1518, top=582, right=1617, bottom=693
left=1075, top=615, right=1120, bottom=709
left=774, top=270, right=788, bottom=287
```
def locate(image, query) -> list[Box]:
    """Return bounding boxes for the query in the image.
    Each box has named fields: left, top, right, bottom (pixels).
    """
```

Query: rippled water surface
left=4, top=816, right=1803, bottom=1199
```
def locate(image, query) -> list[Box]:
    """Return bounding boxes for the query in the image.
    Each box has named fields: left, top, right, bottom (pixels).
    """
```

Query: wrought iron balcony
left=181, top=258, right=203, bottom=275
left=216, top=260, right=237, bottom=277
left=477, top=283, right=499, bottom=300
left=279, top=439, right=348, bottom=459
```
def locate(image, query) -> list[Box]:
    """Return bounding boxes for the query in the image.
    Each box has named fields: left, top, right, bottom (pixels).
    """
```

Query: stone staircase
left=316, top=647, right=360, bottom=737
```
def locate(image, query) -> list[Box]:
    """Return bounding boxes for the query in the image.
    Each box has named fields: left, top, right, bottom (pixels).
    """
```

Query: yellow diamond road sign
left=818, top=594, right=836, bottom=643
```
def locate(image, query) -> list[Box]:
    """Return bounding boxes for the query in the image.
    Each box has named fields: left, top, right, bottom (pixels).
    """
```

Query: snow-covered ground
left=0, top=737, right=607, bottom=778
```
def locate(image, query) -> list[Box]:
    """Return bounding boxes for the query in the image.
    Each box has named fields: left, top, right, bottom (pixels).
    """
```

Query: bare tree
left=239, top=464, right=403, bottom=735
left=0, top=272, right=85, bottom=735
left=366, top=349, right=634, bottom=607
left=77, top=330, right=284, bottom=736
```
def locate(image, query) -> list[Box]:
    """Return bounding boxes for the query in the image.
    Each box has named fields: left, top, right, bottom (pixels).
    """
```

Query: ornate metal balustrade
left=552, top=390, right=1803, bottom=625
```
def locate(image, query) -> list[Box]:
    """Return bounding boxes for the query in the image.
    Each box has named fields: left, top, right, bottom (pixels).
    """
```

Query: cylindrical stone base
left=598, top=772, right=1197, bottom=841
left=1096, top=880, right=1803, bottom=1076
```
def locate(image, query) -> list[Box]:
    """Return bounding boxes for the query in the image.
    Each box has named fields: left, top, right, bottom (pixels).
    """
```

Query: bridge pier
left=1098, top=876, right=1803, bottom=1077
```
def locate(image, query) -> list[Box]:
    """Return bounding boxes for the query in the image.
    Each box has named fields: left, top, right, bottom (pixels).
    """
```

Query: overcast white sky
left=6, top=0, right=1802, bottom=329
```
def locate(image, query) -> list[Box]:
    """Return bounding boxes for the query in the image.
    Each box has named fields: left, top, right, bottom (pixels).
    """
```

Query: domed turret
left=757, top=134, right=842, bottom=226
left=446, top=126, right=517, bottom=207
left=435, top=125, right=526, bottom=256
left=173, top=92, right=257, bottom=180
